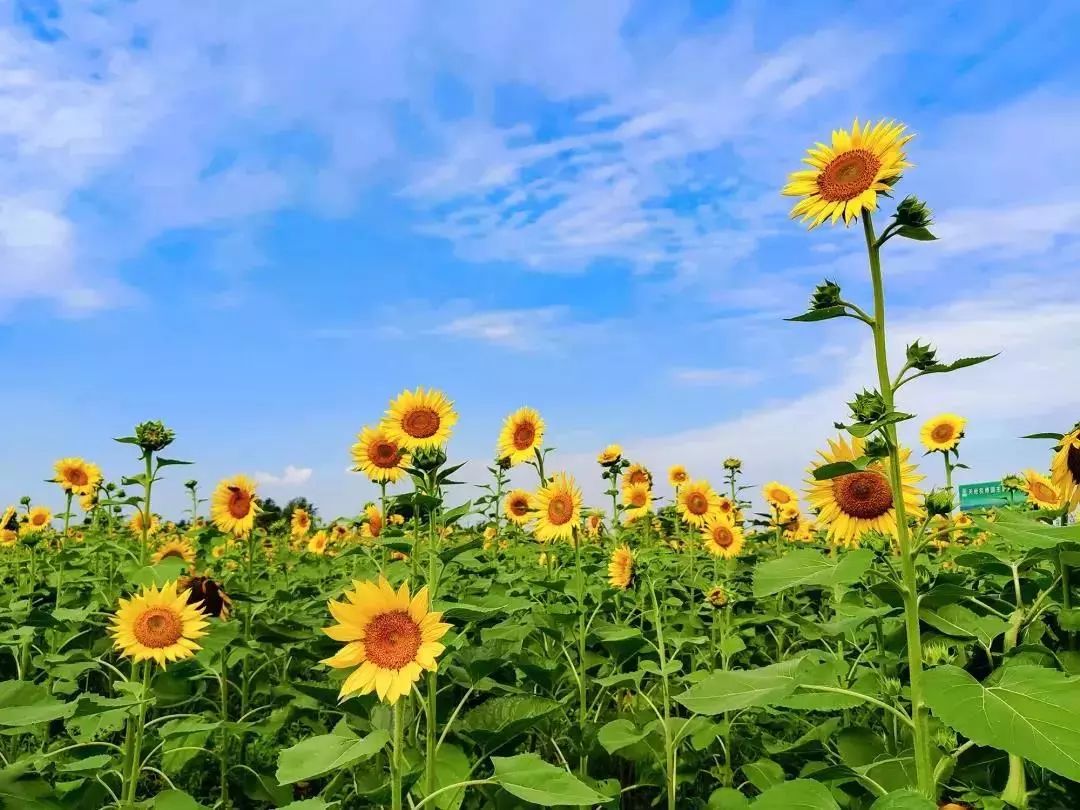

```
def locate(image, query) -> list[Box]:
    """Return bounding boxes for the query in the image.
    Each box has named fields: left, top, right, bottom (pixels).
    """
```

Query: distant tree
left=283, top=497, right=318, bottom=523
left=256, top=497, right=282, bottom=531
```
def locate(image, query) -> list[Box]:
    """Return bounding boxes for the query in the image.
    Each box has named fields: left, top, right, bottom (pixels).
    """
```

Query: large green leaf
left=924, top=665, right=1080, bottom=781
left=275, top=729, right=390, bottom=784
left=973, top=513, right=1080, bottom=551
left=490, top=753, right=607, bottom=806
left=918, top=604, right=1009, bottom=648
left=0, top=681, right=76, bottom=727
left=751, top=779, right=838, bottom=809
left=597, top=719, right=647, bottom=755
left=869, top=790, right=935, bottom=809
left=753, top=549, right=874, bottom=598
left=456, top=695, right=560, bottom=741
left=675, top=660, right=804, bottom=715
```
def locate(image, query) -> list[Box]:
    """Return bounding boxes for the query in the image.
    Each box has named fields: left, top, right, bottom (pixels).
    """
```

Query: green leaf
left=973, top=513, right=1080, bottom=550
left=895, top=225, right=937, bottom=241
left=918, top=604, right=1009, bottom=648
left=598, top=719, right=647, bottom=755
left=424, top=743, right=471, bottom=810
left=918, top=354, right=998, bottom=375
left=440, top=501, right=473, bottom=526
left=277, top=802, right=331, bottom=810
left=841, top=412, right=916, bottom=439
left=709, top=787, right=751, bottom=808
left=152, top=790, right=208, bottom=810
left=741, top=759, right=785, bottom=792
left=275, top=729, right=390, bottom=784
left=155, top=458, right=193, bottom=468
left=457, top=695, right=560, bottom=741
left=753, top=548, right=874, bottom=598
left=130, top=556, right=189, bottom=588
left=0, top=681, right=76, bottom=727
left=675, top=660, right=803, bottom=715
left=924, top=665, right=1080, bottom=781
left=812, top=457, right=871, bottom=481
left=869, top=790, right=936, bottom=810
left=786, top=306, right=849, bottom=323
left=751, top=779, right=838, bottom=809
left=490, top=753, right=607, bottom=806
left=1021, top=432, right=1065, bottom=441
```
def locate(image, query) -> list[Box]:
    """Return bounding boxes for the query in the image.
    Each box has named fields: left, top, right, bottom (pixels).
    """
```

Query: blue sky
left=3, top=1, right=1080, bottom=519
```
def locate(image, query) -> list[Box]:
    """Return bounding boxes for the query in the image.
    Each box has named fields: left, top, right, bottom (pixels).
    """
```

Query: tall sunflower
left=608, top=545, right=635, bottom=590
left=919, top=414, right=966, bottom=453
left=622, top=482, right=652, bottom=523
left=1051, top=426, right=1080, bottom=511
left=701, top=517, right=745, bottom=560
left=668, top=465, right=689, bottom=488
left=532, top=473, right=582, bottom=543
left=23, top=506, right=52, bottom=533
left=152, top=538, right=197, bottom=566
left=322, top=577, right=451, bottom=704
left=504, top=489, right=534, bottom=526
left=782, top=118, right=914, bottom=229
left=53, top=458, right=102, bottom=496
left=362, top=505, right=384, bottom=540
left=762, top=482, right=798, bottom=509
left=806, top=435, right=924, bottom=547
left=210, top=475, right=258, bottom=537
left=110, top=581, right=209, bottom=668
left=351, top=426, right=411, bottom=484
left=381, top=387, right=457, bottom=451
left=497, top=407, right=546, bottom=466
left=291, top=508, right=311, bottom=538
left=623, top=463, right=652, bottom=490
left=1021, top=469, right=1062, bottom=510
left=677, top=480, right=722, bottom=527
left=597, top=445, right=623, bottom=466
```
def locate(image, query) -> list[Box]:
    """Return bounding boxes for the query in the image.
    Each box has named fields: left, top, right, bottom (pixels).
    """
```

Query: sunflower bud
left=847, top=389, right=887, bottom=424
left=412, top=446, right=447, bottom=472
left=924, top=639, right=953, bottom=666
left=1001, top=473, right=1024, bottom=492
left=862, top=435, right=890, bottom=459
left=19, top=496, right=31, bottom=506
left=722, top=457, right=742, bottom=472
left=905, top=340, right=938, bottom=370
left=497, top=456, right=513, bottom=471
left=893, top=195, right=933, bottom=229
left=810, top=279, right=843, bottom=310
left=706, top=586, right=728, bottom=608
left=184, top=479, right=198, bottom=491
left=880, top=676, right=903, bottom=699
left=134, top=420, right=175, bottom=453
left=924, top=489, right=954, bottom=518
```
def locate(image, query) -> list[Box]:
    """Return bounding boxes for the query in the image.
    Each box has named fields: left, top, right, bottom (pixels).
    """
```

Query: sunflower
left=920, top=414, right=966, bottom=453
left=701, top=517, right=745, bottom=559
left=497, top=407, right=546, bottom=466
left=705, top=586, right=728, bottom=608
left=362, top=505, right=384, bottom=540
left=782, top=118, right=914, bottom=229
left=482, top=526, right=497, bottom=548
left=608, top=545, right=634, bottom=590
left=110, top=581, right=209, bottom=668
left=623, top=464, right=652, bottom=490
left=210, top=475, right=258, bottom=537
left=0, top=529, right=16, bottom=547
left=178, top=575, right=231, bottom=620
left=773, top=502, right=801, bottom=529
left=129, top=511, right=160, bottom=536
left=1, top=506, right=16, bottom=532
left=763, top=482, right=798, bottom=508
left=152, top=538, right=197, bottom=566
left=291, top=508, right=311, bottom=538
left=351, top=426, right=411, bottom=484
left=532, top=473, right=582, bottom=543
left=1021, top=470, right=1062, bottom=510
left=584, top=511, right=603, bottom=539
left=79, top=494, right=97, bottom=512
left=381, top=387, right=457, bottom=452
left=308, top=530, right=329, bottom=555
left=331, top=524, right=352, bottom=544
left=321, top=577, right=451, bottom=704
left=504, top=489, right=534, bottom=526
left=597, top=444, right=622, bottom=466
left=23, top=506, right=52, bottom=533
left=1051, top=427, right=1080, bottom=511
left=53, top=458, right=102, bottom=496
left=622, top=483, right=652, bottom=523
left=677, top=480, right=722, bottom=527
left=806, top=434, right=924, bottom=547
left=784, top=514, right=818, bottom=543
left=668, top=465, right=689, bottom=488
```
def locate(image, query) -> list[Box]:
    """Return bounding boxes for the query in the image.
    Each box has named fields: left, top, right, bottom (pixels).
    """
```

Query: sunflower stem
left=121, top=663, right=152, bottom=808
left=574, top=529, right=588, bottom=784
left=862, top=211, right=935, bottom=800
left=391, top=700, right=404, bottom=810
left=139, top=451, right=154, bottom=566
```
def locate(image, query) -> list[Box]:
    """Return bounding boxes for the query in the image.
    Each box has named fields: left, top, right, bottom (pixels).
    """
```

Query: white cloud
left=670, top=367, right=763, bottom=387
left=255, top=465, right=313, bottom=487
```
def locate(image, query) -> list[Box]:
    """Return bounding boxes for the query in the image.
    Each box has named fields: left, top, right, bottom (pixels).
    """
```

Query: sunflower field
left=3, top=120, right=1080, bottom=810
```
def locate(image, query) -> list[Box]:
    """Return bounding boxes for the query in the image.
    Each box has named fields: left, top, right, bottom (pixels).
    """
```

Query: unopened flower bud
left=810, top=279, right=843, bottom=310
left=848, top=389, right=887, bottom=424
left=134, top=420, right=175, bottom=453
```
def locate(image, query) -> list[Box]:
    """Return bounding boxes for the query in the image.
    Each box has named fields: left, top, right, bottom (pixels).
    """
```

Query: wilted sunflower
left=53, top=458, right=102, bottom=496
left=701, top=517, right=745, bottom=559
left=362, top=505, right=384, bottom=540
left=623, top=463, right=652, bottom=490
left=322, top=577, right=451, bottom=705
left=532, top=473, right=582, bottom=543
left=308, top=531, right=329, bottom=555
left=677, top=480, right=722, bottom=527
left=178, top=575, right=231, bottom=620
left=152, top=538, right=197, bottom=566
left=23, top=506, right=53, bottom=533
left=291, top=508, right=311, bottom=538
left=807, top=435, right=924, bottom=547
left=1021, top=470, right=1062, bottom=510
left=597, top=444, right=623, bottom=466
left=1051, top=427, right=1080, bottom=511
left=608, top=545, right=634, bottom=590
left=504, top=489, right=534, bottom=526
left=351, top=426, right=411, bottom=484
left=762, top=482, right=798, bottom=508
left=920, top=414, right=966, bottom=453
left=129, top=511, right=160, bottom=536
left=110, top=581, right=209, bottom=668
left=210, top=475, right=258, bottom=537
left=622, top=483, right=652, bottom=523
left=382, top=387, right=457, bottom=452
left=497, top=407, right=545, bottom=466
left=782, top=118, right=914, bottom=229
left=668, top=465, right=689, bottom=488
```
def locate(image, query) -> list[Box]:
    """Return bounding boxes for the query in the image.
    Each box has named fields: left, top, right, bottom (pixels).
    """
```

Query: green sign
left=958, top=481, right=1013, bottom=511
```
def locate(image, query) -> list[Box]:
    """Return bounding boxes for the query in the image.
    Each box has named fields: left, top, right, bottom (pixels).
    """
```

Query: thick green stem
left=648, top=580, right=677, bottom=810
left=863, top=212, right=934, bottom=799
left=392, top=700, right=404, bottom=810
left=121, top=664, right=151, bottom=807
left=574, top=533, right=588, bottom=779
left=139, top=453, right=154, bottom=566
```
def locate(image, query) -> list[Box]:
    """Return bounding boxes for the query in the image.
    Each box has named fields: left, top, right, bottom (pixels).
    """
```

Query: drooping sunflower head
left=152, top=538, right=197, bottom=566
left=806, top=434, right=924, bottom=547
left=308, top=530, right=329, bottom=555
left=362, top=505, right=384, bottom=540
left=291, top=508, right=311, bottom=538
left=1051, top=427, right=1080, bottom=512
left=1, top=505, right=17, bottom=532
left=178, top=575, right=231, bottom=620
left=782, top=118, right=914, bottom=229
left=210, top=475, right=259, bottom=537
left=1022, top=469, right=1062, bottom=510
left=321, top=577, right=452, bottom=704
left=668, top=465, right=689, bottom=487
left=701, top=517, right=745, bottom=559
left=920, top=413, right=966, bottom=453
left=381, top=387, right=457, bottom=452
left=607, top=545, right=635, bottom=590
left=504, top=489, right=534, bottom=526
left=677, top=480, right=721, bottom=527
left=110, top=581, right=209, bottom=668
left=773, top=502, right=801, bottom=529
left=351, top=426, right=411, bottom=484
left=597, top=444, right=623, bottom=466
left=623, top=464, right=652, bottom=490
left=622, top=482, right=652, bottom=522
left=497, top=407, right=546, bottom=466
left=53, top=457, right=102, bottom=496
left=22, top=506, right=52, bottom=534
left=762, top=482, right=798, bottom=508
left=532, top=473, right=582, bottom=543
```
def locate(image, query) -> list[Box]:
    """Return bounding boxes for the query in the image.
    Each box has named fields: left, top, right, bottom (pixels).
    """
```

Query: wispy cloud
left=255, top=465, right=313, bottom=487
left=670, top=367, right=764, bottom=387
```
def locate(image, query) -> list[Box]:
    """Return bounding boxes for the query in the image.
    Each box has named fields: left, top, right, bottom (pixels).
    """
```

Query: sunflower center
left=364, top=611, right=422, bottom=670
left=32, top=513, right=47, bottom=525
left=712, top=526, right=734, bottom=548
left=771, top=489, right=791, bottom=504
left=510, top=497, right=529, bottom=517
left=686, top=492, right=708, bottom=515
left=628, top=471, right=647, bottom=486
left=1067, top=444, right=1080, bottom=483
left=372, top=440, right=399, bottom=467
left=629, top=490, right=647, bottom=508
left=931, top=424, right=955, bottom=443
left=547, top=493, right=573, bottom=525
left=66, top=468, right=89, bottom=487
left=1031, top=481, right=1058, bottom=504
left=133, top=607, right=184, bottom=649
left=161, top=547, right=183, bottom=559
left=817, top=149, right=880, bottom=203
left=833, top=471, right=893, bottom=519
left=512, top=421, right=536, bottom=451
left=227, top=488, right=252, bottom=519
left=402, top=407, right=440, bottom=439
